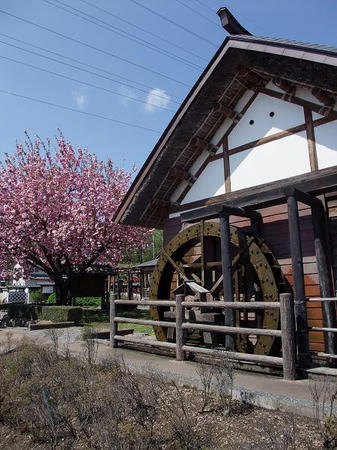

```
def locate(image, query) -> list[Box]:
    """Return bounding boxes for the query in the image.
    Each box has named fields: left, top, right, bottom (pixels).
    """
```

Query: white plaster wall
left=265, top=81, right=284, bottom=94
left=296, top=86, right=324, bottom=106
left=170, top=180, right=189, bottom=203
left=211, top=118, right=231, bottom=145
left=230, top=131, right=310, bottom=191
left=315, top=120, right=337, bottom=170
left=189, top=150, right=209, bottom=175
left=210, top=90, right=255, bottom=145
left=181, top=159, right=225, bottom=205
left=228, top=93, right=305, bottom=149
left=234, top=89, right=255, bottom=113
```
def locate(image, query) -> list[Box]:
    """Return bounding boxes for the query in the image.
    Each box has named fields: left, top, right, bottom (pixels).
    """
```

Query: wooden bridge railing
left=110, top=293, right=296, bottom=380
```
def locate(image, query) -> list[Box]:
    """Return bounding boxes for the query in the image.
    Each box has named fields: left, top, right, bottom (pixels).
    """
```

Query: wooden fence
left=308, top=297, right=337, bottom=360
left=110, top=292, right=297, bottom=380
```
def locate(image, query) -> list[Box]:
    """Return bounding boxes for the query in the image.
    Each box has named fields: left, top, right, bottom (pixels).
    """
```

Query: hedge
left=74, top=297, right=101, bottom=308
left=47, top=294, right=101, bottom=308
left=39, top=306, right=82, bottom=323
left=0, top=303, right=82, bottom=323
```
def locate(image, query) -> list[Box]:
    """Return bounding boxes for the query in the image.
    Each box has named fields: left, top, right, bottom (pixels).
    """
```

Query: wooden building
left=115, top=9, right=337, bottom=366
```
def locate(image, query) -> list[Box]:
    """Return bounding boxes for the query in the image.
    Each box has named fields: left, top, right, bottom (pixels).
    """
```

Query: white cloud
left=144, top=88, right=170, bottom=112
left=72, top=88, right=88, bottom=109
left=119, top=85, right=137, bottom=108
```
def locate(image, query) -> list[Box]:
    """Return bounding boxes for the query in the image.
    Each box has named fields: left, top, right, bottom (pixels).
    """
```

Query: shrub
left=39, top=306, right=82, bottom=323
left=47, top=292, right=56, bottom=304
left=30, top=289, right=44, bottom=303
left=74, top=297, right=101, bottom=308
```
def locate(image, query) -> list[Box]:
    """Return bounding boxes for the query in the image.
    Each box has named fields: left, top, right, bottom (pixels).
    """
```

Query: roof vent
left=217, top=7, right=251, bottom=35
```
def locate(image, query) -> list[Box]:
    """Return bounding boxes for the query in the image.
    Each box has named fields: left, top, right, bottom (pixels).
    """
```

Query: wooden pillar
left=219, top=213, right=235, bottom=349
left=287, top=196, right=310, bottom=367
left=140, top=270, right=144, bottom=300
left=250, top=212, right=263, bottom=238
left=312, top=204, right=337, bottom=359
left=280, top=293, right=297, bottom=380
left=109, top=292, right=117, bottom=348
left=175, top=294, right=184, bottom=361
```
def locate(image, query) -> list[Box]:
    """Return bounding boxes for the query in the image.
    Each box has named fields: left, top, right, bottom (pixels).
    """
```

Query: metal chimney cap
left=217, top=7, right=251, bottom=36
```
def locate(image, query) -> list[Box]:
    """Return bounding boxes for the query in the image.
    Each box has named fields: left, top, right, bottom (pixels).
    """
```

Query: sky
left=1, top=0, right=337, bottom=172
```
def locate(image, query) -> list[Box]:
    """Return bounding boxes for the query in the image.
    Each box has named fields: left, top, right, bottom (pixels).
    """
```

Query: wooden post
left=312, top=204, right=337, bottom=359
left=219, top=212, right=235, bottom=349
left=250, top=212, right=263, bottom=238
left=287, top=195, right=310, bottom=367
left=175, top=294, right=184, bottom=361
left=110, top=292, right=117, bottom=348
left=280, top=293, right=297, bottom=380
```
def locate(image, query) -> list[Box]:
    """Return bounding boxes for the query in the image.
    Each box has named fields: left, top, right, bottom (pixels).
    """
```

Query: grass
left=81, top=306, right=154, bottom=336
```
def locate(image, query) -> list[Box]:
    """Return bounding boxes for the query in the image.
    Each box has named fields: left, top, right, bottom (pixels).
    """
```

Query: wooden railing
left=110, top=293, right=297, bottom=380
left=308, top=297, right=337, bottom=360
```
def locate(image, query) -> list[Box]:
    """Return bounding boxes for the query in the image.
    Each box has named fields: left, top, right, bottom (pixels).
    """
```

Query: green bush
left=74, top=297, right=101, bottom=308
left=47, top=292, right=56, bottom=304
left=30, top=289, right=44, bottom=303
left=39, top=306, right=82, bottom=323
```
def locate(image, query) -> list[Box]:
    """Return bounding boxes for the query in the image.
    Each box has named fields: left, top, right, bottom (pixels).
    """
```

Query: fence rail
left=307, top=297, right=337, bottom=361
left=110, top=293, right=296, bottom=380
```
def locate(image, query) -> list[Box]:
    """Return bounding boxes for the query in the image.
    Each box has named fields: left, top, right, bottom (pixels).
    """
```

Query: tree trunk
left=54, top=278, right=71, bottom=305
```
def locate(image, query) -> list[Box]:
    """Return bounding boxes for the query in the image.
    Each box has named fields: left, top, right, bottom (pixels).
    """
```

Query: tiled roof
left=232, top=35, right=337, bottom=55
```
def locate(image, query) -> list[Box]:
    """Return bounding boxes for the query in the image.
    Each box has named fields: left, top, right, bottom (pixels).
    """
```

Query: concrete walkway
left=0, top=327, right=336, bottom=418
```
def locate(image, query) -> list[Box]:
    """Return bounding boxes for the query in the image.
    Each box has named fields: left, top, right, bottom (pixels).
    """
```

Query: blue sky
left=1, top=0, right=337, bottom=171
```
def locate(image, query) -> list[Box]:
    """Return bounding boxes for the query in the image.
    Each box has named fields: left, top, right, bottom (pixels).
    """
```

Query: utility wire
left=0, top=34, right=182, bottom=104
left=129, top=0, right=218, bottom=48
left=0, top=89, right=161, bottom=133
left=0, top=8, right=192, bottom=88
left=205, top=0, right=271, bottom=35
left=191, top=0, right=217, bottom=14
left=173, top=0, right=221, bottom=28
left=77, top=0, right=209, bottom=62
left=0, top=53, right=176, bottom=112
left=43, top=0, right=203, bottom=71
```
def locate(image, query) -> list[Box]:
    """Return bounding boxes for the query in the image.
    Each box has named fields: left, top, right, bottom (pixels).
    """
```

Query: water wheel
left=149, top=221, right=288, bottom=356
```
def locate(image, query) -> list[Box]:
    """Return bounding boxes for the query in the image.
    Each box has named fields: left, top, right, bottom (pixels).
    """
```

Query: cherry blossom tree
left=0, top=132, right=151, bottom=304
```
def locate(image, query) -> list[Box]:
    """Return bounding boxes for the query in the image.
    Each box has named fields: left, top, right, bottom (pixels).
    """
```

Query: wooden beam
left=287, top=195, right=310, bottom=367
left=259, top=87, right=337, bottom=120
left=311, top=202, right=337, bottom=360
left=216, top=91, right=259, bottom=147
left=169, top=167, right=196, bottom=185
left=237, top=65, right=268, bottom=89
left=223, top=135, right=231, bottom=193
left=304, top=107, right=318, bottom=171
left=214, top=102, right=241, bottom=122
left=219, top=212, right=235, bottom=349
left=170, top=164, right=337, bottom=215
left=311, top=87, right=335, bottom=111
left=272, top=77, right=296, bottom=101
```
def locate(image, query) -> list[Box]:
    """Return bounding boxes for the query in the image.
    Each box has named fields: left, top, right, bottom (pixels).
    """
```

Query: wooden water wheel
left=149, top=221, right=288, bottom=356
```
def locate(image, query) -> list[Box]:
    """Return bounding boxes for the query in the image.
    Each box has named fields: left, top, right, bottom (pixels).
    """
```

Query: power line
left=205, top=0, right=271, bottom=35
left=77, top=0, right=209, bottom=62
left=173, top=0, right=221, bottom=28
left=0, top=53, right=176, bottom=112
left=43, top=0, right=203, bottom=71
left=0, top=34, right=182, bottom=104
left=0, top=89, right=161, bottom=133
left=0, top=8, right=192, bottom=88
left=129, top=0, right=218, bottom=48
left=191, top=0, right=217, bottom=15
